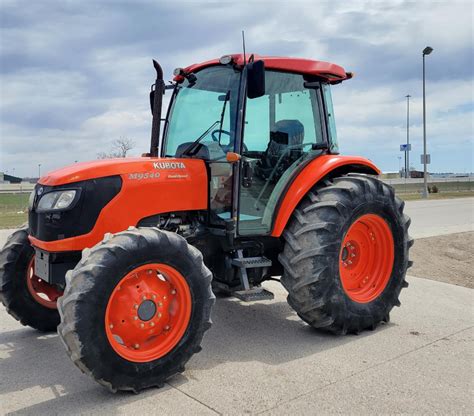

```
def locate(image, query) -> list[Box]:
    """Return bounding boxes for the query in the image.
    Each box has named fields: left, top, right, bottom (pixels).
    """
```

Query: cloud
left=0, top=0, right=472, bottom=176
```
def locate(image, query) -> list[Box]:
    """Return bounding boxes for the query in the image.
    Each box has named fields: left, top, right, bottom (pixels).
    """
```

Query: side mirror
left=150, top=85, right=173, bottom=114
left=246, top=60, right=265, bottom=99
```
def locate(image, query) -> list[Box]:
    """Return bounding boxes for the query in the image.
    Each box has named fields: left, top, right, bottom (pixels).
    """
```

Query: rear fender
left=271, top=155, right=380, bottom=237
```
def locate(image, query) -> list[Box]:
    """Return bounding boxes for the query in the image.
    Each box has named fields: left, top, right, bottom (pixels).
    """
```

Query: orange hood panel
left=39, top=157, right=202, bottom=186
left=31, top=157, right=208, bottom=252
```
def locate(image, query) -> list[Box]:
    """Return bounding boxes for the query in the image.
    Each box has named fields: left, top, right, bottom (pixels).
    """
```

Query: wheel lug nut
left=152, top=294, right=156, bottom=300
left=351, top=253, right=356, bottom=257
left=109, top=324, right=114, bottom=329
left=171, top=289, right=176, bottom=295
left=142, top=296, right=146, bottom=300
left=134, top=304, right=138, bottom=309
left=158, top=302, right=163, bottom=307
left=164, top=325, right=170, bottom=331
left=134, top=316, right=138, bottom=320
left=140, top=323, right=144, bottom=328
left=150, top=322, right=155, bottom=327
left=348, top=260, right=352, bottom=265
left=147, top=270, right=153, bottom=275
left=158, top=312, right=162, bottom=318
left=134, top=344, right=140, bottom=349
left=163, top=296, right=167, bottom=300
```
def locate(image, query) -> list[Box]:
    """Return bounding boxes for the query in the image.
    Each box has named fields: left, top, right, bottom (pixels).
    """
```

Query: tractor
left=0, top=54, right=412, bottom=392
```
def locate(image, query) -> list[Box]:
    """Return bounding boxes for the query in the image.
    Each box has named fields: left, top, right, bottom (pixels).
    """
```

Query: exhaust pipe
left=150, top=59, right=165, bottom=157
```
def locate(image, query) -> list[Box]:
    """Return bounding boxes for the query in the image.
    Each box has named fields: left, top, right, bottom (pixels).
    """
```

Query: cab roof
left=178, top=54, right=352, bottom=84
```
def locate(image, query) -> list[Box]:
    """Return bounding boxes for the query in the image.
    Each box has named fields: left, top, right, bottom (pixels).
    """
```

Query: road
left=0, top=197, right=473, bottom=415
left=405, top=197, right=474, bottom=238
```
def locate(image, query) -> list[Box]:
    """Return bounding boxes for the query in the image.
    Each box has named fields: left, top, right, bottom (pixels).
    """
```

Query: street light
left=405, top=94, right=411, bottom=178
left=422, top=46, right=433, bottom=198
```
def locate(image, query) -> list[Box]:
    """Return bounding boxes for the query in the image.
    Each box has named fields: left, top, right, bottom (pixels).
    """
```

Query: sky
left=0, top=0, right=473, bottom=177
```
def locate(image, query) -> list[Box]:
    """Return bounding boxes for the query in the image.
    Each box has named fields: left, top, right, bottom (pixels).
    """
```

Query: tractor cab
left=159, top=54, right=346, bottom=236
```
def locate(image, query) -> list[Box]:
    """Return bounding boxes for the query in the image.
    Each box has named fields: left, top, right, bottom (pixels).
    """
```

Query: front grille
left=29, top=176, right=122, bottom=241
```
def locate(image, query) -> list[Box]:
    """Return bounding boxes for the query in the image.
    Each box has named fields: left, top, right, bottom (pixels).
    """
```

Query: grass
left=0, top=187, right=472, bottom=229
left=398, top=191, right=474, bottom=201
left=0, top=193, right=29, bottom=229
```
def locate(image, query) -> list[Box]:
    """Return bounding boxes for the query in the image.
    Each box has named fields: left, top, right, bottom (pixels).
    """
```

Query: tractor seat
left=258, top=119, right=305, bottom=180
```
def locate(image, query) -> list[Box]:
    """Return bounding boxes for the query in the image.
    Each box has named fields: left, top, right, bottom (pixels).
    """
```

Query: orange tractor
left=0, top=54, right=412, bottom=392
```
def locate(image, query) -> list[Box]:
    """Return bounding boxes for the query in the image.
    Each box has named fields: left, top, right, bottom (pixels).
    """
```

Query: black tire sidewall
left=1, top=228, right=60, bottom=331
left=330, top=199, right=406, bottom=320
left=281, top=174, right=410, bottom=333
left=73, top=235, right=211, bottom=386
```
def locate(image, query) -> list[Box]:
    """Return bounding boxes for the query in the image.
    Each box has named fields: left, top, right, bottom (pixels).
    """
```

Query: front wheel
left=58, top=227, right=215, bottom=392
left=279, top=174, right=413, bottom=334
left=0, top=227, right=61, bottom=331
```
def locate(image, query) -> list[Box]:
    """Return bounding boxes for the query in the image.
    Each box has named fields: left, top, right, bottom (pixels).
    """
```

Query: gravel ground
left=410, top=231, right=474, bottom=289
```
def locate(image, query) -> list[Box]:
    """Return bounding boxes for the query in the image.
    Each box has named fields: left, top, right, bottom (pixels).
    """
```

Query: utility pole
left=405, top=94, right=411, bottom=178
left=422, top=46, right=433, bottom=198
left=38, top=163, right=41, bottom=179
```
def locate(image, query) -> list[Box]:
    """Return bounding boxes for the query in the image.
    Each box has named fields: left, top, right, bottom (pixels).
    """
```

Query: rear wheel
left=58, top=227, right=215, bottom=392
left=0, top=227, right=61, bottom=331
left=279, top=174, right=413, bottom=334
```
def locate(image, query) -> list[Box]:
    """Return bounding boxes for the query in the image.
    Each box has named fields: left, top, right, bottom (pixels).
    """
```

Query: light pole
left=38, top=163, right=41, bottom=179
left=405, top=94, right=411, bottom=178
left=398, top=156, right=402, bottom=176
left=422, top=46, right=433, bottom=198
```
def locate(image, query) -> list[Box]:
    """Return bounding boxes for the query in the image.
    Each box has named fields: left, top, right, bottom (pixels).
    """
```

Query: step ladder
left=230, top=250, right=274, bottom=302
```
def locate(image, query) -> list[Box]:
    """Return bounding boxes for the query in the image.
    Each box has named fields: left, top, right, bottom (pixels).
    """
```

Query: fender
left=270, top=155, right=380, bottom=237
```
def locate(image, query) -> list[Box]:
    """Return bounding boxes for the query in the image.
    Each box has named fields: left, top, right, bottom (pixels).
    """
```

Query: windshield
left=164, top=66, right=242, bottom=159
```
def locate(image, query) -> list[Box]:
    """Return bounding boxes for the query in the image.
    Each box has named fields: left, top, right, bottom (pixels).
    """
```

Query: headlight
left=37, top=190, right=78, bottom=212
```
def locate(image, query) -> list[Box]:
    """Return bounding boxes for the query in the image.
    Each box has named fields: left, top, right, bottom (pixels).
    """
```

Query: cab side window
left=238, top=71, right=324, bottom=235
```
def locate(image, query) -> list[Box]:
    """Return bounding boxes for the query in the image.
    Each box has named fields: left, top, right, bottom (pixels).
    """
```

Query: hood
left=39, top=157, right=198, bottom=186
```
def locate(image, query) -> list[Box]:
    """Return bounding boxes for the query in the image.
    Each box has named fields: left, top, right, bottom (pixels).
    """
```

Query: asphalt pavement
left=0, top=197, right=473, bottom=415
left=404, top=197, right=474, bottom=238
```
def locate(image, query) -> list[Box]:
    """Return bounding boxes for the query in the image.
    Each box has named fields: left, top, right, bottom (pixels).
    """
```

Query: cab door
left=237, top=71, right=327, bottom=236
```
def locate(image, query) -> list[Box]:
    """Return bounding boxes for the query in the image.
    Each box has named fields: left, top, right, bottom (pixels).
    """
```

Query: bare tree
left=97, top=138, right=135, bottom=159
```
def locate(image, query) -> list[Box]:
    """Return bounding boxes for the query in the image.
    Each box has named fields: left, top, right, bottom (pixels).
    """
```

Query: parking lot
left=0, top=198, right=473, bottom=415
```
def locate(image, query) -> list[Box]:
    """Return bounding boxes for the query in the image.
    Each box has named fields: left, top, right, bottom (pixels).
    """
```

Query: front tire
left=279, top=174, right=413, bottom=334
left=58, top=227, right=215, bottom=392
left=0, top=227, right=61, bottom=331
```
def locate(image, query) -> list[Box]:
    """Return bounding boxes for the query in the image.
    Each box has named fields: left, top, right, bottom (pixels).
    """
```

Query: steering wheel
left=211, top=129, right=248, bottom=153
left=211, top=129, right=230, bottom=143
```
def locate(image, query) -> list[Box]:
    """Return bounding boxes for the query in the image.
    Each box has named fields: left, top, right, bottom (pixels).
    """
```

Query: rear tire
left=279, top=174, right=413, bottom=334
left=0, top=227, right=61, bottom=332
left=58, top=227, right=215, bottom=392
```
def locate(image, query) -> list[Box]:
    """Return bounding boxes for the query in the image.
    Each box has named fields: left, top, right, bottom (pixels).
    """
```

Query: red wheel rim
left=25, top=257, right=62, bottom=309
left=339, top=214, right=394, bottom=303
left=105, top=263, right=192, bottom=363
